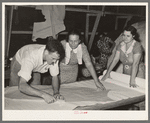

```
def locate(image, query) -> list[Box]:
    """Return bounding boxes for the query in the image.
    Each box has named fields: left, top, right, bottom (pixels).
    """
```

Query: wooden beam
left=12, top=5, right=144, bottom=17
left=74, top=95, right=145, bottom=110
left=5, top=7, right=8, bottom=59
left=66, top=7, right=144, bottom=17
left=88, top=13, right=101, bottom=51
left=115, top=16, right=118, bottom=30
left=115, top=15, right=132, bottom=30
left=11, top=31, right=33, bottom=34
left=102, top=6, right=105, bottom=16
left=85, top=14, right=89, bottom=45
left=5, top=6, right=14, bottom=60
left=123, top=16, right=132, bottom=28
left=87, top=5, right=89, bottom=11
left=11, top=31, right=99, bottom=35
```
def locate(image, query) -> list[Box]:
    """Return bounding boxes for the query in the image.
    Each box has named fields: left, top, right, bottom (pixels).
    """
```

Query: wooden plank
left=115, top=15, right=132, bottom=30
left=66, top=7, right=144, bottom=17
left=11, top=31, right=99, bottom=35
left=85, top=14, right=89, bottom=45
left=88, top=13, right=101, bottom=51
left=123, top=16, right=132, bottom=28
left=102, top=6, right=105, bottom=16
left=5, top=7, right=8, bottom=60
left=11, top=31, right=33, bottom=34
left=74, top=95, right=145, bottom=110
left=13, top=5, right=144, bottom=17
left=115, top=16, right=118, bottom=30
left=6, top=6, right=14, bottom=60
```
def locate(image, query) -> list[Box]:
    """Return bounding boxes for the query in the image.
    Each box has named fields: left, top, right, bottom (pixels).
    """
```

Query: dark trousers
left=9, top=56, right=41, bottom=86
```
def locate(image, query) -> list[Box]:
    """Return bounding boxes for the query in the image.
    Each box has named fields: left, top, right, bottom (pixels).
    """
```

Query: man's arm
left=51, top=76, right=64, bottom=100
left=49, top=60, right=64, bottom=100
left=51, top=76, right=60, bottom=95
left=18, top=77, right=56, bottom=103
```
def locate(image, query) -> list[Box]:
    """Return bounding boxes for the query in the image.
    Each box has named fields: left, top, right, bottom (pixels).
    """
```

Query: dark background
left=7, top=5, right=146, bottom=58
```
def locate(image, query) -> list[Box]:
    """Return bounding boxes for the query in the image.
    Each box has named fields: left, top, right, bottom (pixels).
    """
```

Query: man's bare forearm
left=18, top=77, right=49, bottom=98
left=51, top=76, right=60, bottom=95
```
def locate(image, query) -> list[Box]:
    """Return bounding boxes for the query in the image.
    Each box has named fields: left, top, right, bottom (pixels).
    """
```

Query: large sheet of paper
left=5, top=72, right=145, bottom=110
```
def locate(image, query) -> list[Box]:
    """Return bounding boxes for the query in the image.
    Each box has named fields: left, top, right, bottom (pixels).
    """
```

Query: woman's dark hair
left=66, top=28, right=83, bottom=43
left=123, top=25, right=139, bottom=41
left=45, top=37, right=65, bottom=61
left=124, top=25, right=137, bottom=36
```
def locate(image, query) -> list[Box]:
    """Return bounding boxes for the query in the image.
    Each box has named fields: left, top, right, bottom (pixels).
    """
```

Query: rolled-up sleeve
left=18, top=58, right=34, bottom=82
left=49, top=61, right=59, bottom=76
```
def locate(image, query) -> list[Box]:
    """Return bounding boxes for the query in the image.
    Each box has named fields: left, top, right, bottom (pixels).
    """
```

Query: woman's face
left=68, top=34, right=81, bottom=49
left=122, top=30, right=134, bottom=43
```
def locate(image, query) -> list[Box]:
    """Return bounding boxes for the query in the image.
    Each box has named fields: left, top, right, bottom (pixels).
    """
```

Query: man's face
left=46, top=51, right=60, bottom=65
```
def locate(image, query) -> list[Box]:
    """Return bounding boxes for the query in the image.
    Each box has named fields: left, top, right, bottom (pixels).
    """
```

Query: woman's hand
left=42, top=93, right=56, bottom=104
left=53, top=93, right=65, bottom=100
left=130, top=81, right=139, bottom=88
left=95, top=80, right=106, bottom=91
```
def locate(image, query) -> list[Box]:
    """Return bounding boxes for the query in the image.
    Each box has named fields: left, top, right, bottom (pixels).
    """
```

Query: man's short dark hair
left=46, top=37, right=65, bottom=61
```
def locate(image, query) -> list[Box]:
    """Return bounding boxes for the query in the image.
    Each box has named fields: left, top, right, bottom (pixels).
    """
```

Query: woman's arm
left=130, top=53, right=141, bottom=87
left=82, top=44, right=105, bottom=90
left=85, top=62, right=106, bottom=90
left=110, top=41, right=116, bottom=52
left=85, top=62, right=98, bottom=82
left=101, top=50, right=120, bottom=81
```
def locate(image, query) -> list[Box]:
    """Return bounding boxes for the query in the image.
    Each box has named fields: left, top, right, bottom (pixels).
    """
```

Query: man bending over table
left=9, top=38, right=65, bottom=104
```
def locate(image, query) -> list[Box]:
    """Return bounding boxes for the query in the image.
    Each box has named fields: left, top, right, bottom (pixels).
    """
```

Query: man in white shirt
left=9, top=38, right=65, bottom=104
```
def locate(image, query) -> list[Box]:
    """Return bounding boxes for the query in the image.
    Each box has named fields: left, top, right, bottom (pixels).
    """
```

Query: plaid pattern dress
left=116, top=41, right=145, bottom=78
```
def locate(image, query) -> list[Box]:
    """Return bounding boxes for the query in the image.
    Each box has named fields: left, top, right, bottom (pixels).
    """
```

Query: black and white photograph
left=2, top=2, right=148, bottom=121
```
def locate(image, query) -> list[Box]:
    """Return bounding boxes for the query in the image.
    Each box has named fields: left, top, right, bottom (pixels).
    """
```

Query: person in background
left=101, top=26, right=144, bottom=88
left=92, top=33, right=115, bottom=75
left=59, top=29, right=106, bottom=91
left=9, top=38, right=65, bottom=103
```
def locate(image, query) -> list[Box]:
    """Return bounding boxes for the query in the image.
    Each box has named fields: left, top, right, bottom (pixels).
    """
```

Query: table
left=4, top=71, right=146, bottom=110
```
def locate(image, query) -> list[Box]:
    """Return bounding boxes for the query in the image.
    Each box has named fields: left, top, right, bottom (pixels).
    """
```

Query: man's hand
left=53, top=93, right=65, bottom=100
left=95, top=80, right=106, bottom=91
left=42, top=93, right=56, bottom=104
